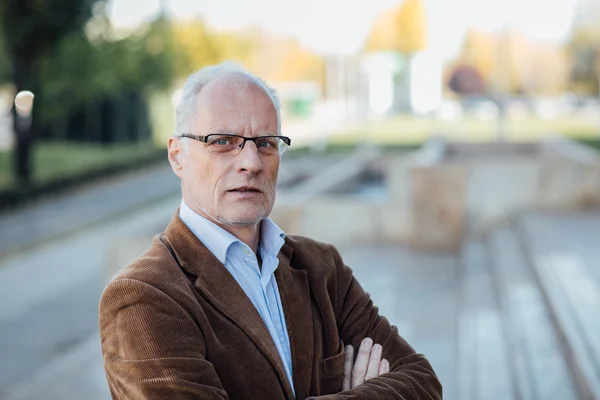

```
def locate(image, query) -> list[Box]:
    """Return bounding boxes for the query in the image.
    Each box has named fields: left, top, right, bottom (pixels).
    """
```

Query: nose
left=236, top=141, right=263, bottom=174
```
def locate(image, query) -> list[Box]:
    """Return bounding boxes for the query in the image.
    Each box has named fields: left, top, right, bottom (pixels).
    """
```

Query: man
left=99, top=62, right=442, bottom=399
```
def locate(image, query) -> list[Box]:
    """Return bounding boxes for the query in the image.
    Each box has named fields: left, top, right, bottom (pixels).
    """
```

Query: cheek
left=187, top=161, right=230, bottom=199
left=182, top=157, right=212, bottom=193
left=266, top=159, right=280, bottom=181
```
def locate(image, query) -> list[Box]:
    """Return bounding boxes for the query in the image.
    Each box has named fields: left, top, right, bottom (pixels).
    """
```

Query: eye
left=210, top=136, right=235, bottom=146
left=257, top=138, right=276, bottom=148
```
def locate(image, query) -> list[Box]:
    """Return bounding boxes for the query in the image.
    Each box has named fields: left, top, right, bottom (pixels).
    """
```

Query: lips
left=228, top=186, right=262, bottom=193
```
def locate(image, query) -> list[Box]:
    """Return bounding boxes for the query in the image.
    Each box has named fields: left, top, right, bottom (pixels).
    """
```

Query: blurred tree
left=453, top=28, right=533, bottom=95
left=171, top=20, right=257, bottom=77
left=395, top=0, right=427, bottom=54
left=272, top=39, right=324, bottom=85
left=244, top=34, right=324, bottom=87
left=0, top=31, right=9, bottom=84
left=366, top=10, right=401, bottom=52
left=171, top=20, right=222, bottom=77
left=365, top=0, right=427, bottom=54
left=448, top=65, right=485, bottom=95
left=36, top=15, right=177, bottom=144
left=523, top=44, right=569, bottom=95
left=0, top=0, right=99, bottom=186
left=495, top=29, right=528, bottom=95
left=171, top=22, right=325, bottom=94
left=569, top=27, right=600, bottom=96
left=456, top=29, right=495, bottom=87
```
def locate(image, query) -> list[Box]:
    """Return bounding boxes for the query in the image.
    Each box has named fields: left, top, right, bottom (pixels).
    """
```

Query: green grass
left=0, top=142, right=163, bottom=190
left=327, top=115, right=600, bottom=147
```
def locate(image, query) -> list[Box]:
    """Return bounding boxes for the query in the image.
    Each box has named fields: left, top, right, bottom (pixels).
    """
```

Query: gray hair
left=175, top=61, right=281, bottom=141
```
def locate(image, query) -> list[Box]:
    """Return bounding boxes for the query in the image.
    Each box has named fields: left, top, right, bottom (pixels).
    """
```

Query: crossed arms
left=314, top=245, right=442, bottom=399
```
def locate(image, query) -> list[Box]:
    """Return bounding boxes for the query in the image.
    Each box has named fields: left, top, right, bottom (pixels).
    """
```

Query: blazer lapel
left=163, top=211, right=295, bottom=400
left=275, top=242, right=314, bottom=400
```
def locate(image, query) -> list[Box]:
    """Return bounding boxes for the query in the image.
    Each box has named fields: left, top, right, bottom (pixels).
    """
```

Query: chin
left=217, top=211, right=268, bottom=227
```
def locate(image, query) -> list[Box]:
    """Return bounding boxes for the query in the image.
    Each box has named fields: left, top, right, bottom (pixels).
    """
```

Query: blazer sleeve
left=310, top=245, right=443, bottom=400
left=99, top=278, right=228, bottom=400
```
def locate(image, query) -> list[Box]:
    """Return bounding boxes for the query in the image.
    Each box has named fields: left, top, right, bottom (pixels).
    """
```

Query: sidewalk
left=0, top=161, right=180, bottom=259
left=0, top=194, right=181, bottom=398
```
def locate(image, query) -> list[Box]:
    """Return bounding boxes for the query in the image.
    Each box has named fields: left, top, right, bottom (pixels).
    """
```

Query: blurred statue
left=99, top=62, right=442, bottom=400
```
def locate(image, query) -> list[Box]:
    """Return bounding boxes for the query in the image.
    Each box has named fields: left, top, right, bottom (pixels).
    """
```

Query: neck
left=222, top=223, right=261, bottom=253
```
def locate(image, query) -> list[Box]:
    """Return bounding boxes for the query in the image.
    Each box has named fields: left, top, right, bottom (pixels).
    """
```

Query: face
left=168, top=74, right=280, bottom=228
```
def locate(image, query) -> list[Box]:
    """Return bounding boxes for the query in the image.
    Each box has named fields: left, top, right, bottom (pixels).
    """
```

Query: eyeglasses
left=179, top=133, right=291, bottom=155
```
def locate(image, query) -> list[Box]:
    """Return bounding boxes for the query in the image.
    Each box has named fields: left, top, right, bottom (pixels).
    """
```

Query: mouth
left=228, top=186, right=263, bottom=194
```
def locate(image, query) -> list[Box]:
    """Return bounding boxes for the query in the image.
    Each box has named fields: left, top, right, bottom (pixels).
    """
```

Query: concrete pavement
left=0, top=195, right=180, bottom=399
left=0, top=161, right=180, bottom=259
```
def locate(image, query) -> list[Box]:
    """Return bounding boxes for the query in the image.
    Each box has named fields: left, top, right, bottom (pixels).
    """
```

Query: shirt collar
left=259, top=217, right=286, bottom=259
left=178, top=200, right=286, bottom=265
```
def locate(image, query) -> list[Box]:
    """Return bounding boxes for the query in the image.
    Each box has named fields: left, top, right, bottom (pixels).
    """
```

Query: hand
left=342, top=337, right=390, bottom=390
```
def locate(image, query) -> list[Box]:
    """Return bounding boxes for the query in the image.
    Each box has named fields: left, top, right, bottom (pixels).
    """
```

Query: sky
left=107, top=0, right=580, bottom=58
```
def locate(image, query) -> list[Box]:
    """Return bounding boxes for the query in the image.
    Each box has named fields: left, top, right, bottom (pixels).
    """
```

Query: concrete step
left=458, top=212, right=600, bottom=400
left=458, top=239, right=516, bottom=400
left=517, top=212, right=600, bottom=400
left=487, top=224, right=579, bottom=400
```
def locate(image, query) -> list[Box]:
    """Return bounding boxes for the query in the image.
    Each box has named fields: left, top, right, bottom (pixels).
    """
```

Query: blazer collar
left=162, top=209, right=313, bottom=400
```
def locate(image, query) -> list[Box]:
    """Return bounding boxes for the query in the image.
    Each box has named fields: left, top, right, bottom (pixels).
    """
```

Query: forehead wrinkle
left=206, top=127, right=235, bottom=135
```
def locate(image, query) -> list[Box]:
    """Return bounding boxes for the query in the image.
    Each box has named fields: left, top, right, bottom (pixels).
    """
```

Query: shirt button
left=244, top=248, right=249, bottom=255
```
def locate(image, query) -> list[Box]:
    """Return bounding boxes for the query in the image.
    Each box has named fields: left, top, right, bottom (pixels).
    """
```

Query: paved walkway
left=0, top=195, right=180, bottom=399
left=0, top=161, right=180, bottom=259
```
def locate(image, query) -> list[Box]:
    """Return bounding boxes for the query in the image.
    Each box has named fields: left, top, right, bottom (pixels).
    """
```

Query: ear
left=167, top=137, right=184, bottom=178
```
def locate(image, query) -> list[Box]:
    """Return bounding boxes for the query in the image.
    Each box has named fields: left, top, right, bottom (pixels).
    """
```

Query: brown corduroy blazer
left=99, top=211, right=442, bottom=399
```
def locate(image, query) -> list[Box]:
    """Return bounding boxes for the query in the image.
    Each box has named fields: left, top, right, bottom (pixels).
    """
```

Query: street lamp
left=14, top=90, right=34, bottom=127
left=13, top=90, right=35, bottom=186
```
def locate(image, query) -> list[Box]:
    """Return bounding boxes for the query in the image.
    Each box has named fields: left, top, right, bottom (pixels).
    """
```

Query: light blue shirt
left=179, top=201, right=295, bottom=396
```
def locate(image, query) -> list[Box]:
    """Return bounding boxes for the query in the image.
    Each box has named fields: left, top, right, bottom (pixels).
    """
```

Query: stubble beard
left=186, top=183, right=276, bottom=228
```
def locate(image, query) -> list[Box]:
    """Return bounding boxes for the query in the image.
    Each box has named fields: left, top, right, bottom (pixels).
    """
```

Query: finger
left=379, top=358, right=390, bottom=375
left=343, top=345, right=354, bottom=391
left=365, top=344, right=382, bottom=381
left=352, top=337, right=373, bottom=388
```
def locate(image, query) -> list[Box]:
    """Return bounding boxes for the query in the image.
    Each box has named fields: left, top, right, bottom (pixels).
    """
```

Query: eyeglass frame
left=178, top=133, right=291, bottom=154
